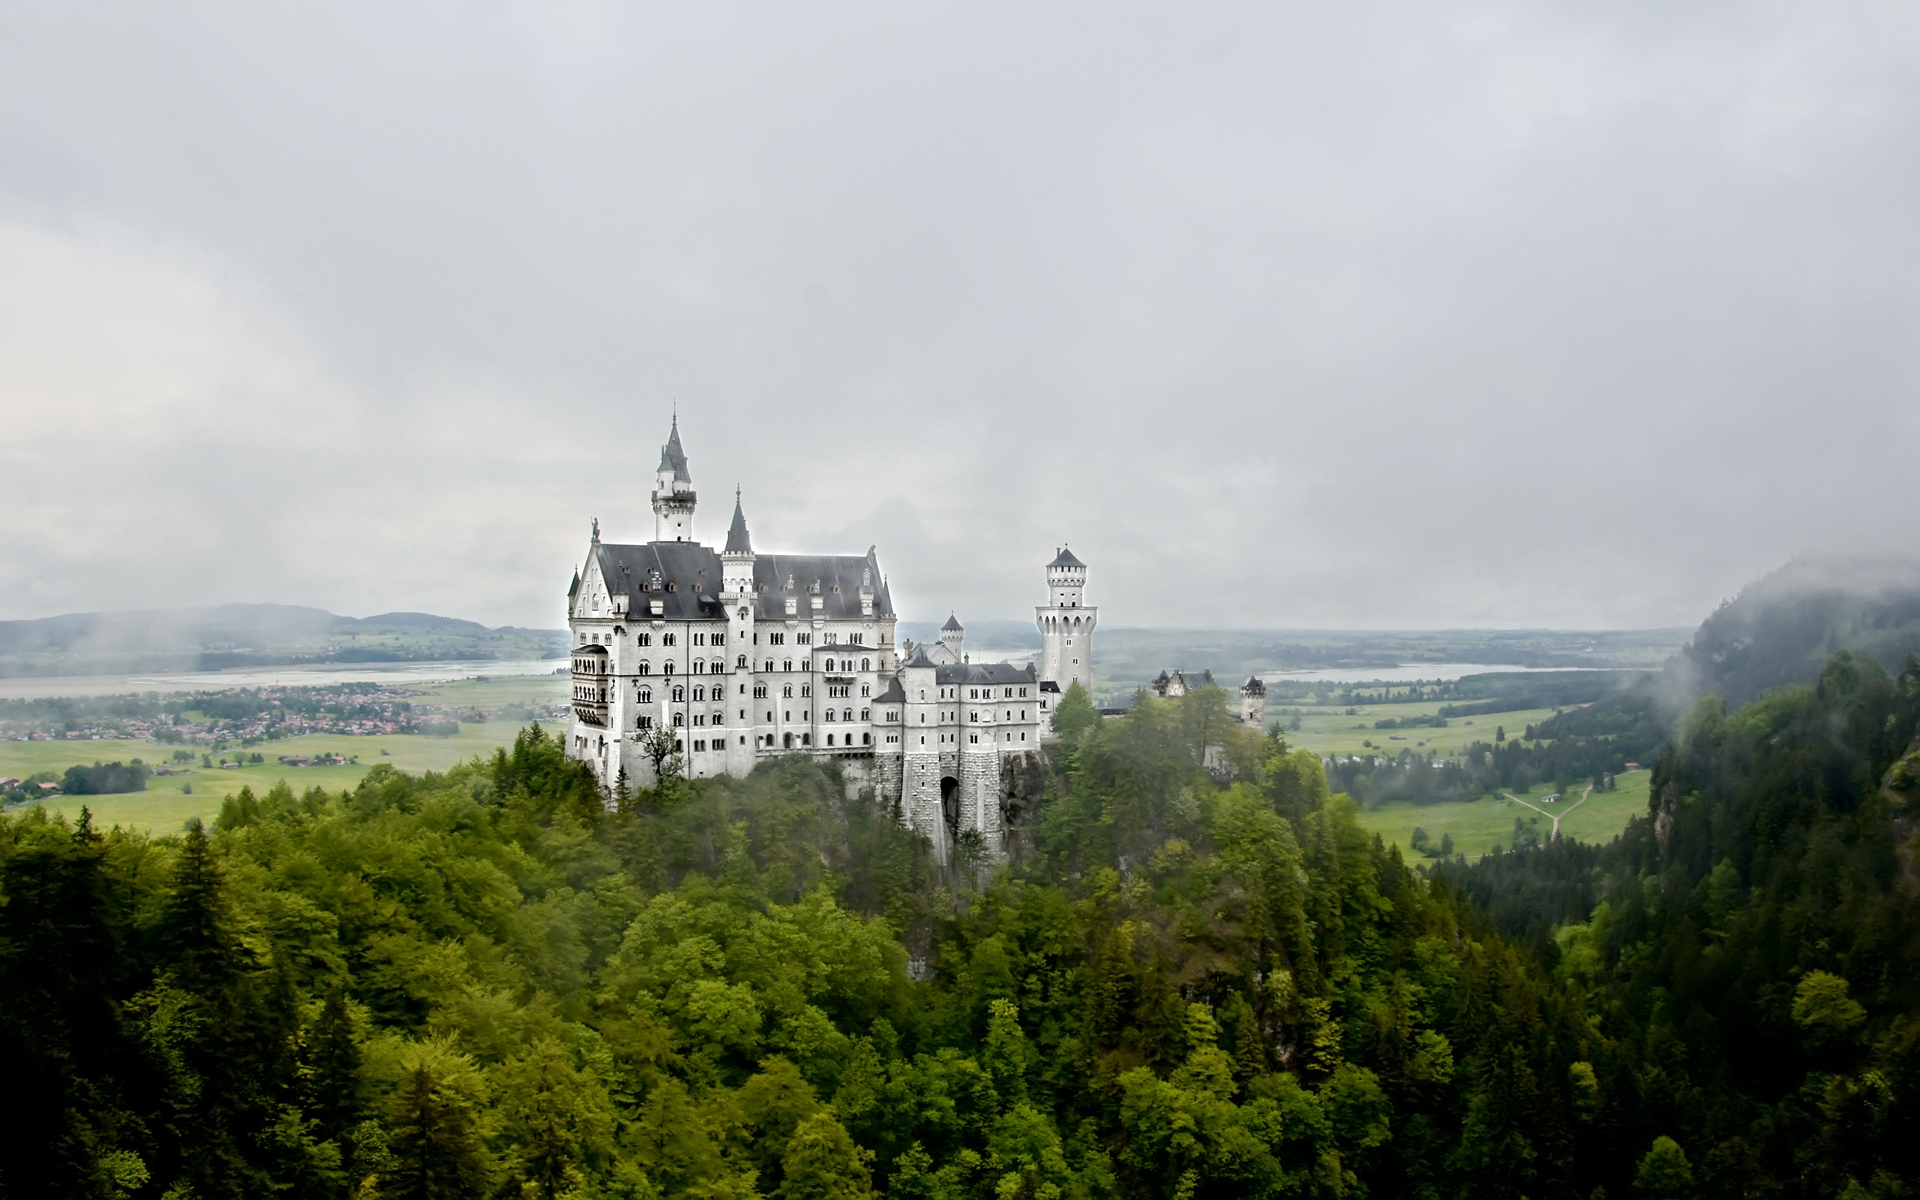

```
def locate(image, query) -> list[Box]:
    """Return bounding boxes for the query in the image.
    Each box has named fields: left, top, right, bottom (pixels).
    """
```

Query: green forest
left=3, top=660, right=1917, bottom=1200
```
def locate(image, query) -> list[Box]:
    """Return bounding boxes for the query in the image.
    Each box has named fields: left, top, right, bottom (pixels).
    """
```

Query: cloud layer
left=2, top=1, right=1915, bottom=630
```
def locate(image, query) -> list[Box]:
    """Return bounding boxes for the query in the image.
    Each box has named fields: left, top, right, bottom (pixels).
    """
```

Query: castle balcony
left=572, top=644, right=610, bottom=727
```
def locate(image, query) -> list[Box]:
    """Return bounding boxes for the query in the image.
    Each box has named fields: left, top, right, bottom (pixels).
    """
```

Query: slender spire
left=658, top=414, right=691, bottom=482
left=725, top=488, right=753, bottom=554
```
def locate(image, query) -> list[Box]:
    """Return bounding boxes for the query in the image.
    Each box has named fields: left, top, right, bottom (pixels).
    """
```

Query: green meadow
left=1354, top=768, right=1654, bottom=861
left=4, top=673, right=569, bottom=833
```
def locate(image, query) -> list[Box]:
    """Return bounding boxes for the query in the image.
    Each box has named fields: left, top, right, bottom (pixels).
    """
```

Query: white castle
left=565, top=418, right=1098, bottom=861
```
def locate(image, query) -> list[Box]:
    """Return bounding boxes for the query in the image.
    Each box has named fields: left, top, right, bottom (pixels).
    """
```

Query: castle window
left=738, top=609, right=748, bottom=620
left=861, top=658, right=871, bottom=672
left=713, top=632, right=725, bottom=645
left=693, top=739, right=705, bottom=751
left=638, top=686, right=653, bottom=703
left=770, top=633, right=784, bottom=645
left=782, top=684, right=793, bottom=698
left=860, top=708, right=870, bottom=721
left=693, top=632, right=705, bottom=646
left=693, top=661, right=704, bottom=675
left=826, top=734, right=835, bottom=745
left=782, top=659, right=793, bottom=672
left=824, top=632, right=837, bottom=644
left=674, top=738, right=684, bottom=752
left=737, top=654, right=748, bottom=669
left=843, top=708, right=853, bottom=721
left=638, top=715, right=653, bottom=729
left=694, top=713, right=705, bottom=726
left=861, top=684, right=870, bottom=698
left=639, top=633, right=652, bottom=647
left=764, top=660, right=774, bottom=672
left=802, top=734, right=810, bottom=746
left=754, top=684, right=767, bottom=698
left=850, top=633, right=863, bottom=645
left=797, top=633, right=811, bottom=645
left=1019, top=687, right=1027, bottom=697
left=824, top=709, right=835, bottom=721
left=862, top=732, right=871, bottom=745
left=663, top=633, right=677, bottom=646
left=801, top=685, right=811, bottom=697
left=667, top=582, right=676, bottom=592
left=672, top=712, right=684, bottom=726
left=693, top=686, right=705, bottom=701
left=664, top=660, right=676, bottom=675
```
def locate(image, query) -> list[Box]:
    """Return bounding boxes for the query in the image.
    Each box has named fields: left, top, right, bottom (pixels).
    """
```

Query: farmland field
left=1353, top=768, right=1654, bottom=861
left=4, top=673, right=569, bottom=833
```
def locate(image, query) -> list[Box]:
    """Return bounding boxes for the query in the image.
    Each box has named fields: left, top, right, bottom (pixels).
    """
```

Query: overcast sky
left=2, top=2, right=1915, bottom=632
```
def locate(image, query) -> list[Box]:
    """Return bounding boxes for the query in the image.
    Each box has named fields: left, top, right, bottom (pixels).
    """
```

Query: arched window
left=738, top=608, right=748, bottom=620
left=672, top=712, right=685, bottom=726
left=826, top=734, right=835, bottom=746
left=737, top=654, right=748, bottom=669
left=638, top=687, right=652, bottom=704
left=782, top=659, right=793, bottom=672
left=860, top=708, right=870, bottom=721
left=862, top=732, right=871, bottom=745
left=638, top=632, right=652, bottom=646
left=824, top=709, right=835, bottom=721
left=637, top=661, right=651, bottom=676
left=663, top=632, right=677, bottom=646
left=861, top=658, right=871, bottom=672
left=672, top=686, right=685, bottom=703
left=782, top=684, right=793, bottom=698
left=764, top=659, right=774, bottom=672
left=843, top=708, right=853, bottom=722
left=693, top=660, right=704, bottom=674
left=664, top=660, right=676, bottom=675
left=693, top=685, right=705, bottom=701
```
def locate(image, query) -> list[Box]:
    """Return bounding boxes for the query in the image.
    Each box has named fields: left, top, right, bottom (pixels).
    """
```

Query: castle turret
left=722, top=489, right=755, bottom=594
left=1240, top=675, right=1267, bottom=729
left=651, top=415, right=697, bottom=542
left=1036, top=546, right=1097, bottom=696
left=938, top=613, right=965, bottom=662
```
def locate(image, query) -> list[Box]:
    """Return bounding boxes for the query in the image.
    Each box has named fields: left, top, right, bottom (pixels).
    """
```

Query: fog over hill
left=0, top=604, right=567, bottom=678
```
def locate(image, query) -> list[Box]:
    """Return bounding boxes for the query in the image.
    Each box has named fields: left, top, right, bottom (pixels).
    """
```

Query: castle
left=565, top=418, right=1097, bottom=861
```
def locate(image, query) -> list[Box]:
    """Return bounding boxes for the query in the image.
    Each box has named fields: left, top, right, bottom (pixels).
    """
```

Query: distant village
left=0, top=682, right=568, bottom=748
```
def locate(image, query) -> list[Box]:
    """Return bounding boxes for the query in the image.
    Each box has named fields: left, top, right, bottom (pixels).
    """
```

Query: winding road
left=1501, top=783, right=1594, bottom=841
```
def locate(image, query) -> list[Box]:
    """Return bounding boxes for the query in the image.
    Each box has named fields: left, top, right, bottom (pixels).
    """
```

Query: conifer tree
left=379, top=1064, right=486, bottom=1200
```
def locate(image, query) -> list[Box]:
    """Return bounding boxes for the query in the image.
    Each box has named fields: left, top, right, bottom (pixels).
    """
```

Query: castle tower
left=938, top=613, right=965, bottom=662
left=722, top=491, right=757, bottom=776
left=1240, top=675, right=1267, bottom=729
left=651, top=415, right=697, bottom=542
left=1036, top=546, right=1097, bottom=694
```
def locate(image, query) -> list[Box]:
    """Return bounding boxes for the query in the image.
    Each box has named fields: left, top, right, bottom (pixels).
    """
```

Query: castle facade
left=565, top=418, right=1095, bottom=860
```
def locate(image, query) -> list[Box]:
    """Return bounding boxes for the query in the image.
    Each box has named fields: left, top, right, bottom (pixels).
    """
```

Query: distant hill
left=1668, top=555, right=1920, bottom=708
left=0, top=604, right=568, bottom=678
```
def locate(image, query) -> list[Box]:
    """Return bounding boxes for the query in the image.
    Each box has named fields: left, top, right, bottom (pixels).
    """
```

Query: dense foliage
left=4, top=658, right=1918, bottom=1200
left=1445, top=651, right=1920, bottom=1198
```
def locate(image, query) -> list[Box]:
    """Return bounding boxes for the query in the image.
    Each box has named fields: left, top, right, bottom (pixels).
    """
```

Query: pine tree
left=379, top=1064, right=486, bottom=1200
left=777, top=1111, right=872, bottom=1200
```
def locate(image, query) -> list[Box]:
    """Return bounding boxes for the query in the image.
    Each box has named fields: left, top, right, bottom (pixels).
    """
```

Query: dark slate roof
left=904, top=644, right=935, bottom=668
left=725, top=497, right=752, bottom=554
left=1049, top=546, right=1085, bottom=569
left=658, top=417, right=691, bottom=482
left=875, top=677, right=906, bottom=702
left=941, top=613, right=964, bottom=631
left=568, top=568, right=580, bottom=598
left=934, top=661, right=1038, bottom=686
left=1243, top=675, right=1267, bottom=694
left=752, top=552, right=894, bottom=620
left=588, top=542, right=896, bottom=623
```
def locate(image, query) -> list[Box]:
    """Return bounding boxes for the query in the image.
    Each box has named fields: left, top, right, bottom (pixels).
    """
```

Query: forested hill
left=1670, top=556, right=1920, bottom=710
left=0, top=692, right=1701, bottom=1200
left=1447, top=650, right=1920, bottom=1196
left=0, top=603, right=567, bottom=677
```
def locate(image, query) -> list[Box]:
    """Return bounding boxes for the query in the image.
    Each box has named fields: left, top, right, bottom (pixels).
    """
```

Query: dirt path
left=1501, top=783, right=1593, bottom=841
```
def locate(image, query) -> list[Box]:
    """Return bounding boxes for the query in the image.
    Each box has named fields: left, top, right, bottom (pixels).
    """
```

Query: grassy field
left=1355, top=769, right=1653, bottom=861
left=4, top=674, right=568, bottom=834
left=1276, top=697, right=1566, bottom=759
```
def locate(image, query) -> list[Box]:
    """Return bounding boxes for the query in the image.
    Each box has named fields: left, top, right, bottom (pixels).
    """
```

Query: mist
left=2, top=2, right=1916, bottom=630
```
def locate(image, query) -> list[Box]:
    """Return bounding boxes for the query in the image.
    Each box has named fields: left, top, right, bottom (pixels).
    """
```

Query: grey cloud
left=0, top=1, right=1914, bottom=630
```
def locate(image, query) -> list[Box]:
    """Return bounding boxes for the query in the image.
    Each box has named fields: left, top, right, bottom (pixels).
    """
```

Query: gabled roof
left=875, top=677, right=906, bottom=703
left=658, top=416, right=691, bottom=482
left=904, top=644, right=936, bottom=668
left=941, top=613, right=964, bottom=632
left=567, top=568, right=580, bottom=598
left=587, top=542, right=896, bottom=623
left=1049, top=546, right=1085, bottom=569
left=725, top=496, right=752, bottom=554
left=935, top=660, right=1039, bottom=686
